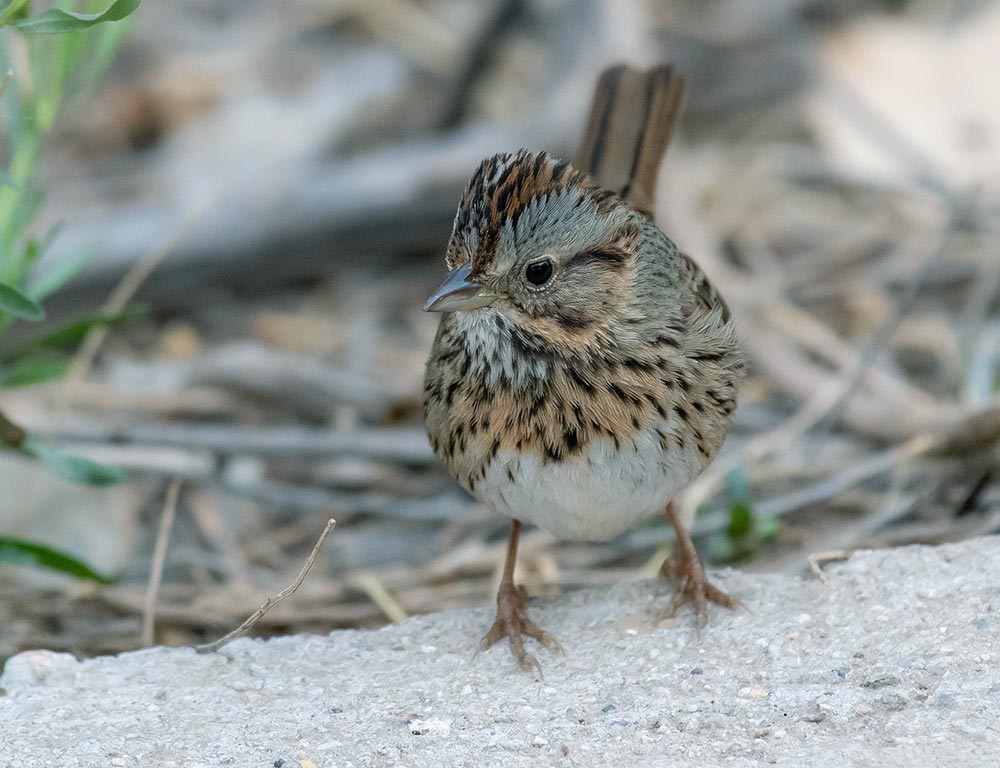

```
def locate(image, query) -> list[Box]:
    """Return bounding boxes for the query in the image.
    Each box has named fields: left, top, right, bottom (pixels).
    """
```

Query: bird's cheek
left=557, top=273, right=620, bottom=311
left=512, top=304, right=607, bottom=351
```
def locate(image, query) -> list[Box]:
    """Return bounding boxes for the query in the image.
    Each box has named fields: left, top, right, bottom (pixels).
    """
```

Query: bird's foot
left=480, top=584, right=562, bottom=673
left=660, top=550, right=739, bottom=634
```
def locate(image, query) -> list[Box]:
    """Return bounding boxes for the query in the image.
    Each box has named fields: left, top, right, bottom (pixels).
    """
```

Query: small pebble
left=878, top=694, right=908, bottom=711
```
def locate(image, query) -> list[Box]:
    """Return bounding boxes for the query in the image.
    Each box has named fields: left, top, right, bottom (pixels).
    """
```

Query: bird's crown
left=446, top=150, right=625, bottom=275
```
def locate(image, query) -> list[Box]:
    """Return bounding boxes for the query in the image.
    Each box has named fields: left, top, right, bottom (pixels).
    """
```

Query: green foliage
left=0, top=535, right=114, bottom=583
left=0, top=0, right=141, bottom=325
left=0, top=305, right=142, bottom=385
left=25, top=242, right=91, bottom=301
left=4, top=306, right=141, bottom=357
left=0, top=0, right=33, bottom=25
left=707, top=467, right=780, bottom=564
left=12, top=0, right=139, bottom=35
left=726, top=500, right=754, bottom=541
left=19, top=437, right=127, bottom=486
left=0, top=1, right=140, bottom=582
left=0, top=280, right=44, bottom=320
left=0, top=408, right=126, bottom=485
left=0, top=356, right=67, bottom=386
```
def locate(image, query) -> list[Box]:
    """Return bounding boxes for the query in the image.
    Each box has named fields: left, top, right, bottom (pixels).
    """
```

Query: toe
left=704, top=582, right=740, bottom=610
left=506, top=623, right=543, bottom=675
left=541, top=633, right=565, bottom=655
left=693, top=583, right=708, bottom=626
left=517, top=650, right=542, bottom=675
left=521, top=619, right=563, bottom=654
left=507, top=625, right=526, bottom=659
left=479, top=621, right=504, bottom=651
left=662, top=574, right=690, bottom=618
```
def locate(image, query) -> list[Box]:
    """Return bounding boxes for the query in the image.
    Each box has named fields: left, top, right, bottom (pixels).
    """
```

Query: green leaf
left=0, top=536, right=114, bottom=583
left=3, top=306, right=142, bottom=360
left=0, top=170, right=17, bottom=188
left=0, top=357, right=68, bottom=387
left=12, top=0, right=140, bottom=35
left=26, top=244, right=93, bottom=302
left=21, top=438, right=126, bottom=486
left=726, top=502, right=754, bottom=541
left=0, top=0, right=32, bottom=25
left=723, top=467, right=756, bottom=542
left=0, top=280, right=45, bottom=320
left=20, top=236, right=41, bottom=269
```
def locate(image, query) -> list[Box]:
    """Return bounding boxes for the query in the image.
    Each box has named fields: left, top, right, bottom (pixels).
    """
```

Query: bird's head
left=424, top=150, right=645, bottom=354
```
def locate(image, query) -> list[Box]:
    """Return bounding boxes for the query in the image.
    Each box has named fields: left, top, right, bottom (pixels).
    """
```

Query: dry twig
left=196, top=518, right=336, bottom=654
left=142, top=479, right=182, bottom=646
left=808, top=550, right=849, bottom=584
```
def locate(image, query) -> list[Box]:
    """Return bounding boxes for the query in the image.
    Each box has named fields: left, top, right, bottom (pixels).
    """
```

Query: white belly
left=476, top=421, right=706, bottom=541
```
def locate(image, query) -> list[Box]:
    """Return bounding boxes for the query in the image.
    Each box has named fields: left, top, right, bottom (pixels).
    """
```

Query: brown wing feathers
left=574, top=64, right=687, bottom=220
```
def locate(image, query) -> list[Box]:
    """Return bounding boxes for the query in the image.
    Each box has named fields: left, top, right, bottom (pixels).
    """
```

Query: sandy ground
left=2, top=537, right=998, bottom=767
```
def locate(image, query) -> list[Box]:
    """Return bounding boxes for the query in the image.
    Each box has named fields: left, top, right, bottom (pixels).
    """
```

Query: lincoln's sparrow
left=423, top=64, right=745, bottom=671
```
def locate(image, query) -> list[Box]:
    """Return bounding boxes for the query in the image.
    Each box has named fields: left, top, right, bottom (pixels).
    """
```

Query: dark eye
left=525, top=258, right=554, bottom=286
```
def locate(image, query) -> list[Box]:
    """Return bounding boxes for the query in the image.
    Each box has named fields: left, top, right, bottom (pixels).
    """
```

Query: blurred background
left=1, top=0, right=999, bottom=663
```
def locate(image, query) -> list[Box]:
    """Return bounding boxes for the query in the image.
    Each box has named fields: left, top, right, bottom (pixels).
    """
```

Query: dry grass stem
left=352, top=571, right=409, bottom=623
left=142, top=479, right=182, bottom=647
left=195, top=518, right=337, bottom=654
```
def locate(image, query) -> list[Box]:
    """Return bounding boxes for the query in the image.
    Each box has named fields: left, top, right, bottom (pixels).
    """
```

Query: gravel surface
left=2, top=538, right=999, bottom=767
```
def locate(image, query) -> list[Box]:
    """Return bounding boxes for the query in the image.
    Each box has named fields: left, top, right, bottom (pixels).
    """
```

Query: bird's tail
left=574, top=64, right=686, bottom=220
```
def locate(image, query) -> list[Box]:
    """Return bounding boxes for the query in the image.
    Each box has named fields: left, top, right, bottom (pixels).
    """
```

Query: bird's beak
left=423, top=264, right=498, bottom=312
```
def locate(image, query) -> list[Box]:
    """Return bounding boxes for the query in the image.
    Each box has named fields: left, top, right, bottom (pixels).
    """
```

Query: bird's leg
left=480, top=520, right=561, bottom=672
left=660, top=501, right=739, bottom=632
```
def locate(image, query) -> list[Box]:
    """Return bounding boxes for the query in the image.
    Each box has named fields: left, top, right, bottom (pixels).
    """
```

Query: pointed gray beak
left=423, top=264, right=498, bottom=312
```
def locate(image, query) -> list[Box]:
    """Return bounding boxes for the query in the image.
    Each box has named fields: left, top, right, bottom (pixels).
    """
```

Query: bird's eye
left=525, top=258, right=554, bottom=286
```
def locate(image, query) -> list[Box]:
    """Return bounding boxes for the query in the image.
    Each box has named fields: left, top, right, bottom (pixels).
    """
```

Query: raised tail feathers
left=574, top=64, right=686, bottom=220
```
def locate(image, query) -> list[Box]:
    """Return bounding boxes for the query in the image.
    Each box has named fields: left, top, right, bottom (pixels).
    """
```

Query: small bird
left=423, top=64, right=745, bottom=671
